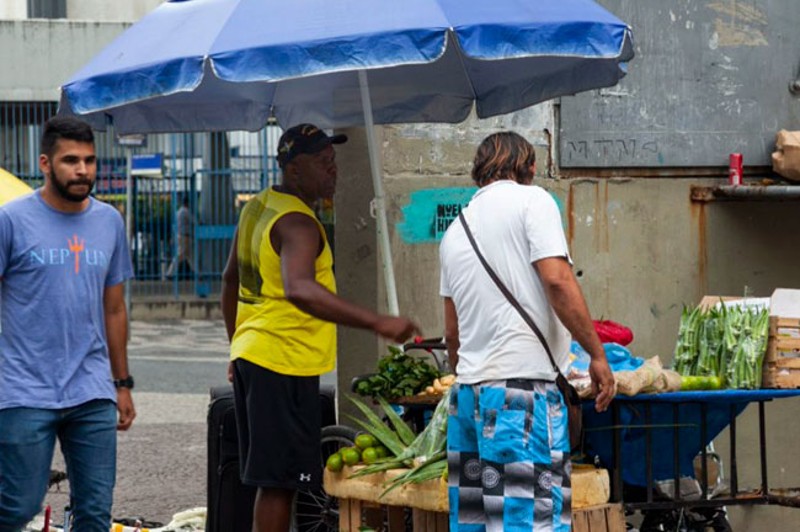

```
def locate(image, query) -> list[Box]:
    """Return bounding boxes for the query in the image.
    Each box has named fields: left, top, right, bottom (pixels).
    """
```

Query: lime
left=375, top=445, right=389, bottom=459
left=361, top=447, right=379, bottom=464
left=355, top=433, right=378, bottom=450
left=326, top=453, right=344, bottom=473
left=681, top=375, right=724, bottom=391
left=341, top=447, right=361, bottom=466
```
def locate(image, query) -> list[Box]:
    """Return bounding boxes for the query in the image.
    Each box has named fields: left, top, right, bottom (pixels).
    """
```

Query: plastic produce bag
left=570, top=341, right=644, bottom=373
left=616, top=356, right=663, bottom=396
left=593, top=319, right=634, bottom=346
left=646, top=368, right=683, bottom=393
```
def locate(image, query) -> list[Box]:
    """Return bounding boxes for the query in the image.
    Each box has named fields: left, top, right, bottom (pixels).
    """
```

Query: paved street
left=45, top=319, right=337, bottom=527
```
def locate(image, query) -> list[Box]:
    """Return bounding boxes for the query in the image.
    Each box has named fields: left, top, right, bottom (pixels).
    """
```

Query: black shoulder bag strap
left=457, top=211, right=560, bottom=375
left=459, top=211, right=583, bottom=450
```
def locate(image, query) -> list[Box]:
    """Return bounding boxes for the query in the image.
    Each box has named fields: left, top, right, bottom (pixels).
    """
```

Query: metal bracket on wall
left=691, top=185, right=800, bottom=202
left=790, top=59, right=800, bottom=95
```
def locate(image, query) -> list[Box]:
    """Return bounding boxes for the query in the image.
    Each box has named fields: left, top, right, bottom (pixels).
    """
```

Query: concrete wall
left=0, top=0, right=26, bottom=19
left=0, top=3, right=162, bottom=100
left=67, top=0, right=163, bottom=22
left=0, top=19, right=130, bottom=100
left=0, top=0, right=162, bottom=21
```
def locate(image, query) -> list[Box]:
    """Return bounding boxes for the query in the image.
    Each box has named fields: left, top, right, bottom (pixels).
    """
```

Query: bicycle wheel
left=294, top=424, right=359, bottom=532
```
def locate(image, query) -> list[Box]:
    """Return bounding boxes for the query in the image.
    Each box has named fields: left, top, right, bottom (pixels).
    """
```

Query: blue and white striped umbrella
left=60, top=0, right=633, bottom=134
left=60, top=0, right=633, bottom=314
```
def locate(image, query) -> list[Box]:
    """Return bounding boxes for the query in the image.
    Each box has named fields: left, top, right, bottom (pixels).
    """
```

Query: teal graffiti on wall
left=397, top=186, right=567, bottom=244
left=398, top=187, right=476, bottom=244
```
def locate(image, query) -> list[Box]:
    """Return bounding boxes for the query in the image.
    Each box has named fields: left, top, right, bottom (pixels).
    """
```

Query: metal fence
left=1, top=101, right=283, bottom=300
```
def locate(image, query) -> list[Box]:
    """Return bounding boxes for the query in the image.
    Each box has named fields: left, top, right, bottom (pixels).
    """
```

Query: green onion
left=346, top=396, right=408, bottom=457
left=376, top=396, right=416, bottom=447
left=675, top=302, right=769, bottom=389
left=380, top=451, right=447, bottom=497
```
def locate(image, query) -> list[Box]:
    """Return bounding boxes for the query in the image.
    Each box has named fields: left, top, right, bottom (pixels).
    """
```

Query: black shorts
left=232, top=358, right=322, bottom=490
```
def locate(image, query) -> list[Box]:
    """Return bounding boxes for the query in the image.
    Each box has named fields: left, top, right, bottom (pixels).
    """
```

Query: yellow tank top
left=230, top=187, right=336, bottom=376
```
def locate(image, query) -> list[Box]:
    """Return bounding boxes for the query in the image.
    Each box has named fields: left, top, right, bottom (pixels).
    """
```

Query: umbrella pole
left=125, top=150, right=133, bottom=337
left=358, top=70, right=400, bottom=316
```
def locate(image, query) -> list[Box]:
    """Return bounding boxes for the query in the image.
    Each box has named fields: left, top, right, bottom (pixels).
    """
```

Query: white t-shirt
left=439, top=180, right=572, bottom=384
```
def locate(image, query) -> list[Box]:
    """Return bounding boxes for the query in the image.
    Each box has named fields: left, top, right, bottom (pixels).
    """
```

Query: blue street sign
left=132, top=153, right=164, bottom=177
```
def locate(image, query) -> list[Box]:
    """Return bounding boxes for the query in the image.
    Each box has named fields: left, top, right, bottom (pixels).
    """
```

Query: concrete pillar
left=333, top=126, right=380, bottom=420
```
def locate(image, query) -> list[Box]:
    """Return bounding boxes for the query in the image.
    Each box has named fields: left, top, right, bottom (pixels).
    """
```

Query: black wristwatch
left=113, top=375, right=135, bottom=390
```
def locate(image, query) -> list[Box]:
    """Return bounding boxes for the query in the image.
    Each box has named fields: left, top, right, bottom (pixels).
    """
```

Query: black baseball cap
left=276, top=124, right=348, bottom=168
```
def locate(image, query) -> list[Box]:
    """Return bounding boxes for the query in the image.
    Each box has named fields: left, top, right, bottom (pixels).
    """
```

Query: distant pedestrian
left=221, top=123, right=421, bottom=532
left=0, top=116, right=135, bottom=532
left=166, top=195, right=195, bottom=279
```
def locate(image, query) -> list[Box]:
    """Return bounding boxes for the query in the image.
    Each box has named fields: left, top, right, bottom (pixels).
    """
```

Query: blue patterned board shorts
left=447, top=380, right=572, bottom=532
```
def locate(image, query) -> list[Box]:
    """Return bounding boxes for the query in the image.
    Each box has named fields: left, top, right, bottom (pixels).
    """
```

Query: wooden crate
left=338, top=500, right=624, bottom=532
left=325, top=465, right=608, bottom=512
left=327, top=465, right=611, bottom=531
left=763, top=316, right=800, bottom=388
left=324, top=467, right=448, bottom=513
left=338, top=499, right=431, bottom=532
left=572, top=503, right=626, bottom=532
left=411, top=508, right=449, bottom=532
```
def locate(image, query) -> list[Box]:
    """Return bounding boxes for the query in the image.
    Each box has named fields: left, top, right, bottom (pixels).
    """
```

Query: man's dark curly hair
left=41, top=116, right=94, bottom=158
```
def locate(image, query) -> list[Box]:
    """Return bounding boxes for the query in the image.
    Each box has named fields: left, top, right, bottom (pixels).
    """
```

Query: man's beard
left=49, top=170, right=94, bottom=202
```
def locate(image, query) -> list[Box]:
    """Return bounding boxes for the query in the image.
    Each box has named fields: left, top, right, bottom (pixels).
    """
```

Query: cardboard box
left=772, top=130, right=800, bottom=182
left=762, top=289, right=800, bottom=388
left=572, top=464, right=611, bottom=509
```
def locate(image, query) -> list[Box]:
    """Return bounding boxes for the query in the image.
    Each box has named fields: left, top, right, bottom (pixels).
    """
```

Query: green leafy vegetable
left=354, top=346, right=442, bottom=399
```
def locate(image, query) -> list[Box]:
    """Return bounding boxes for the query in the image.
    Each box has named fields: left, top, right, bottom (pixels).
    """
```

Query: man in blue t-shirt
left=0, top=117, right=135, bottom=532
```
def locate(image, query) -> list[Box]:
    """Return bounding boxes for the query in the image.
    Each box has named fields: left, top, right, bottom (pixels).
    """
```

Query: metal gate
left=1, top=101, right=282, bottom=300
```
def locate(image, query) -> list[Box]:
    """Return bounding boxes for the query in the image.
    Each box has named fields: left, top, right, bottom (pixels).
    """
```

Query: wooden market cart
left=324, top=463, right=624, bottom=532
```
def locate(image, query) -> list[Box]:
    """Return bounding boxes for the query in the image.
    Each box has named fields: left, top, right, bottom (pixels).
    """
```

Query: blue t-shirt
left=0, top=191, right=134, bottom=410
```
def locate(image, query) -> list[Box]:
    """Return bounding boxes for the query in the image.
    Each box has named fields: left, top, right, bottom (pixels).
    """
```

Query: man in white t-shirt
left=440, top=131, right=614, bottom=532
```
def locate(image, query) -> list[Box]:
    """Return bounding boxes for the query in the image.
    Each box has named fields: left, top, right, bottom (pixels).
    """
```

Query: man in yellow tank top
left=221, top=123, right=420, bottom=532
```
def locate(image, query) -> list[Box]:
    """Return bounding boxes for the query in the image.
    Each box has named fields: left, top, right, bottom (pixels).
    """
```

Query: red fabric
left=593, top=319, right=633, bottom=346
